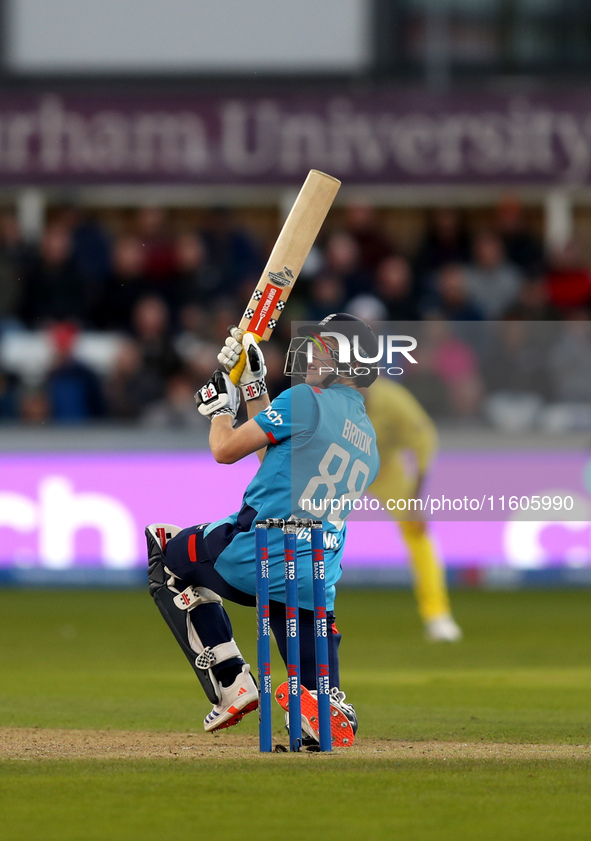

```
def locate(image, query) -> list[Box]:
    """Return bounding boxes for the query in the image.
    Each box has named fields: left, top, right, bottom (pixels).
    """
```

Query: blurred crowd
left=1, top=197, right=591, bottom=430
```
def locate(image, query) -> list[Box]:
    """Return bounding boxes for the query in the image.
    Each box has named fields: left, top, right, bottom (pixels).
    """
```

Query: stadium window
left=372, top=0, right=591, bottom=80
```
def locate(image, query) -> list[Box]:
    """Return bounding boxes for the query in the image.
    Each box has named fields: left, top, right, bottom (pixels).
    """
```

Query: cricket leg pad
left=146, top=524, right=243, bottom=705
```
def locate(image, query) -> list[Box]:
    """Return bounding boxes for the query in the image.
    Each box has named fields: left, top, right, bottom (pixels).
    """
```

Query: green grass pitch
left=0, top=587, right=590, bottom=841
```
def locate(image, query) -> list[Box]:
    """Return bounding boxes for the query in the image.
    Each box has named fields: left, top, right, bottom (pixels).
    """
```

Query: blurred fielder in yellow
left=365, top=375, right=462, bottom=642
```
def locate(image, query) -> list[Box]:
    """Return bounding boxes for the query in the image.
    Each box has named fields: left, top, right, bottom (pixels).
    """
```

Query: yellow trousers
left=369, top=459, right=451, bottom=622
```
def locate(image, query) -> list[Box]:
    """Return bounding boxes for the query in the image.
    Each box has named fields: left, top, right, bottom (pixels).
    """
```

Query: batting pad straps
left=194, top=640, right=241, bottom=671
left=173, top=585, right=223, bottom=612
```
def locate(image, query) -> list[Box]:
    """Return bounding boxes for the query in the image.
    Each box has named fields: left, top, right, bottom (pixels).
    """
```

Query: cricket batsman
left=366, top=375, right=462, bottom=642
left=145, top=314, right=379, bottom=746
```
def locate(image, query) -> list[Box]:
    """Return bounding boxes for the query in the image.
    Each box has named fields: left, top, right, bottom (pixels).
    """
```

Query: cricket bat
left=229, top=169, right=341, bottom=384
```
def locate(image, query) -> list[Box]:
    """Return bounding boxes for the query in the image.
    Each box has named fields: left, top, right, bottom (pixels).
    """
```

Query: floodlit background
left=1, top=0, right=591, bottom=585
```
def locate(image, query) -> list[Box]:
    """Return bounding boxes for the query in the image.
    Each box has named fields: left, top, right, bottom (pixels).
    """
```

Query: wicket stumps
left=255, top=518, right=332, bottom=753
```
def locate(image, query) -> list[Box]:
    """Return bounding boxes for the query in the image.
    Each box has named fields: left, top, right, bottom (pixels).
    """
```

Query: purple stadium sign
left=2, top=91, right=591, bottom=185
left=1, top=451, right=590, bottom=573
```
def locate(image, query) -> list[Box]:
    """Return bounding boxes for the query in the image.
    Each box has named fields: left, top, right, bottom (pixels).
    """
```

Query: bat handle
left=228, top=333, right=262, bottom=386
left=229, top=351, right=247, bottom=385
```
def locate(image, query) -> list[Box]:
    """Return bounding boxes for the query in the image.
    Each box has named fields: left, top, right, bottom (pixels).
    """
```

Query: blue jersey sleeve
left=253, top=385, right=319, bottom=445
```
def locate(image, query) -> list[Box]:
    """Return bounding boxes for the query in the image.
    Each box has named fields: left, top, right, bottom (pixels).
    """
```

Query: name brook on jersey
left=342, top=418, right=373, bottom=455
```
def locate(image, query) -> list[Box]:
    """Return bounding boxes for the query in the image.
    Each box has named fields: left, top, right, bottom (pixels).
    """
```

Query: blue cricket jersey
left=212, top=383, right=379, bottom=611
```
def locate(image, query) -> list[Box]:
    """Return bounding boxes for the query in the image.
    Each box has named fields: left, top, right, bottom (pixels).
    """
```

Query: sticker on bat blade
left=247, top=284, right=282, bottom=337
left=267, top=266, right=294, bottom=288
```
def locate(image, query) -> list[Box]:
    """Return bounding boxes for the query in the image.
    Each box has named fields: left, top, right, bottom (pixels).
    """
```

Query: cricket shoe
left=275, top=683, right=356, bottom=748
left=203, top=664, right=259, bottom=732
left=425, top=615, right=463, bottom=643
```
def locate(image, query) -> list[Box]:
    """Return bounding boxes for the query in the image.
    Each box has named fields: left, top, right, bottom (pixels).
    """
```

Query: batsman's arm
left=209, top=415, right=269, bottom=465
left=245, top=392, right=270, bottom=462
left=195, top=368, right=271, bottom=463
left=217, top=328, right=271, bottom=461
left=246, top=392, right=270, bottom=417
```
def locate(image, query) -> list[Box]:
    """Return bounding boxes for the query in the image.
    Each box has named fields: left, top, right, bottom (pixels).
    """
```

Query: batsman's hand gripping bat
left=229, top=169, right=341, bottom=385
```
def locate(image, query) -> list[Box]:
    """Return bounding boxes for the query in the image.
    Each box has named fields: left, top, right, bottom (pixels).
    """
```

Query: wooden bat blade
left=228, top=170, right=340, bottom=385
left=238, top=169, right=340, bottom=342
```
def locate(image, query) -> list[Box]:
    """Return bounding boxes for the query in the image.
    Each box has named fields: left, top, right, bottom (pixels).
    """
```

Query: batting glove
left=218, top=327, right=268, bottom=402
left=239, top=333, right=268, bottom=401
left=218, top=326, right=244, bottom=372
left=194, top=369, right=240, bottom=421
